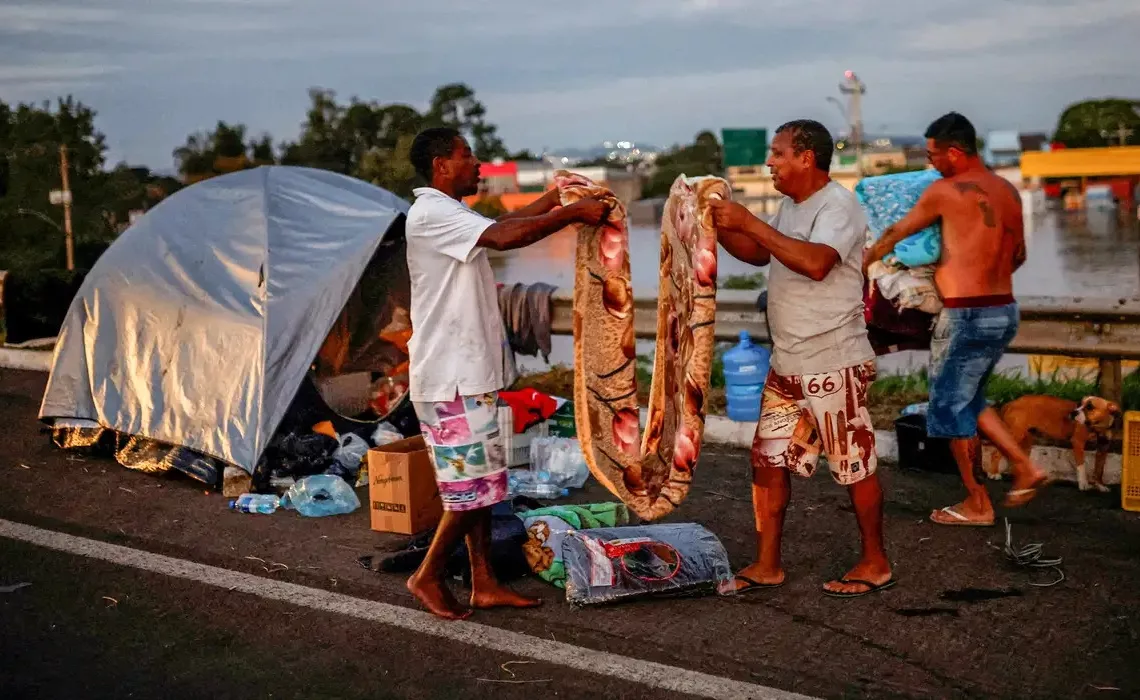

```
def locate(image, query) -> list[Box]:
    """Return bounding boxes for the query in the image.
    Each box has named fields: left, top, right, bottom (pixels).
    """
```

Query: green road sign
left=721, top=128, right=768, bottom=167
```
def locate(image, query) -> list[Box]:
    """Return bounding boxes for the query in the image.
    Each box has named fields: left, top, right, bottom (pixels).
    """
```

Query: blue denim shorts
left=926, top=303, right=1019, bottom=439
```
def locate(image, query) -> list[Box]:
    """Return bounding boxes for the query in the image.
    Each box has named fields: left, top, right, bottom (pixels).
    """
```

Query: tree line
left=171, top=83, right=530, bottom=198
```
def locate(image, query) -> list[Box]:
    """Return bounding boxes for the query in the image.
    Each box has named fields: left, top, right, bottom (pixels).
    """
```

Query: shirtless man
left=864, top=112, right=1047, bottom=526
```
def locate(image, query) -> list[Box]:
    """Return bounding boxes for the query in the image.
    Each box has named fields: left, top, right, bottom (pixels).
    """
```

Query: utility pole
left=839, top=70, right=866, bottom=178
left=55, top=144, right=75, bottom=271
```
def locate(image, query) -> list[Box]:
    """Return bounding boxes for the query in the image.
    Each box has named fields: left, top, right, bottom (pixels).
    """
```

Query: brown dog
left=989, top=394, right=1121, bottom=494
left=986, top=395, right=1120, bottom=492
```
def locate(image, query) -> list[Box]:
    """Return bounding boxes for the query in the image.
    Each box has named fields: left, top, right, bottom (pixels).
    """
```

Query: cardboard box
left=367, top=436, right=442, bottom=535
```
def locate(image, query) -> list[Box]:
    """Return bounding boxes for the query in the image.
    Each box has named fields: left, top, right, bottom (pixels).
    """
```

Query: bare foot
left=732, top=563, right=785, bottom=591
left=470, top=584, right=542, bottom=610
left=930, top=498, right=995, bottom=526
left=823, top=558, right=894, bottom=596
left=407, top=574, right=471, bottom=620
left=1004, top=462, right=1048, bottom=508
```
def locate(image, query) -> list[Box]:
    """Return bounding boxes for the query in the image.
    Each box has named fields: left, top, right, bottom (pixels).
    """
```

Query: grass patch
left=514, top=361, right=1138, bottom=431
left=867, top=367, right=1140, bottom=428
left=719, top=271, right=766, bottom=290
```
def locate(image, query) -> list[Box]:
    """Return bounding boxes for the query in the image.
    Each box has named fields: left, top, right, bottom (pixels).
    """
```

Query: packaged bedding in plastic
left=562, top=523, right=735, bottom=606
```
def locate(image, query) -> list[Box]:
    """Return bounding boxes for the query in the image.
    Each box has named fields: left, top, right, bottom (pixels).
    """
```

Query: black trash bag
left=271, top=432, right=339, bottom=477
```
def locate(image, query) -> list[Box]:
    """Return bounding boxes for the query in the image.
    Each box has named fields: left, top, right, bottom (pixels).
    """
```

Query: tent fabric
left=39, top=166, right=410, bottom=473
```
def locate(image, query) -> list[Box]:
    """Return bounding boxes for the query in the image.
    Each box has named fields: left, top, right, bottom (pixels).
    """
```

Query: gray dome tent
left=39, top=166, right=413, bottom=483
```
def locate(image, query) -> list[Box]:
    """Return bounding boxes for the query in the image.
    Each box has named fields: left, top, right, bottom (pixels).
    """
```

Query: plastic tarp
left=39, top=166, right=410, bottom=474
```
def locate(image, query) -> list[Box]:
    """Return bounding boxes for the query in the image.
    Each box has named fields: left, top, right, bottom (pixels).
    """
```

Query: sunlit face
left=926, top=138, right=963, bottom=177
left=436, top=137, right=482, bottom=196
left=766, top=130, right=812, bottom=196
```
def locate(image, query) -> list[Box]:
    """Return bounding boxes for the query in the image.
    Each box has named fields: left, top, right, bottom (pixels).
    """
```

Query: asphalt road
left=2, top=368, right=1139, bottom=699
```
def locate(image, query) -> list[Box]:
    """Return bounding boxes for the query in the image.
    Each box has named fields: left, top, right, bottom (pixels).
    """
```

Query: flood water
left=490, top=209, right=1140, bottom=377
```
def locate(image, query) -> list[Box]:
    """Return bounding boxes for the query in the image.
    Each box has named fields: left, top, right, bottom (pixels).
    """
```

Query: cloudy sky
left=3, top=0, right=1137, bottom=171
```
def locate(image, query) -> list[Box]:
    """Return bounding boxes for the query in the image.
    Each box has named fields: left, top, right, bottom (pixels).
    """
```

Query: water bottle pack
left=529, top=437, right=590, bottom=489
left=509, top=437, right=590, bottom=500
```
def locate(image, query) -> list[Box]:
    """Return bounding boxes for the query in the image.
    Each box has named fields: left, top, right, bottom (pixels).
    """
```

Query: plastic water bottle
left=722, top=330, right=771, bottom=423
left=508, top=470, right=569, bottom=500
left=229, top=493, right=280, bottom=514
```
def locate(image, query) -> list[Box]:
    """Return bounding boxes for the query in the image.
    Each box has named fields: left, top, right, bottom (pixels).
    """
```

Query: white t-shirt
left=405, top=187, right=505, bottom=402
left=765, top=180, right=875, bottom=376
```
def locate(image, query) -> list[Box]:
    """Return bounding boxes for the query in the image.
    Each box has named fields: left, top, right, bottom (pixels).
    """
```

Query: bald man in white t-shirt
left=403, top=127, right=607, bottom=620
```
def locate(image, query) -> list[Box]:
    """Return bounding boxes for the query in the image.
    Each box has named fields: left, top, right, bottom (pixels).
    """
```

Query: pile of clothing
left=856, top=170, right=945, bottom=355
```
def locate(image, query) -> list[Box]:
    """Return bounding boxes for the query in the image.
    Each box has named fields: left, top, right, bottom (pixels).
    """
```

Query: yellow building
left=1020, top=146, right=1140, bottom=180
left=1021, top=145, right=1140, bottom=211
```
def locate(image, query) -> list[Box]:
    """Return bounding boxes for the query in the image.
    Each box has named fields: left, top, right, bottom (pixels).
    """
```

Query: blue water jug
left=722, top=331, right=771, bottom=422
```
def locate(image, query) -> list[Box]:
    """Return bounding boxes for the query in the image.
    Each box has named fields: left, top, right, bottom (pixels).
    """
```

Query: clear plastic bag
left=332, top=433, right=369, bottom=472
left=528, top=436, right=589, bottom=490
left=280, top=474, right=361, bottom=517
left=371, top=422, right=404, bottom=446
left=562, top=524, right=735, bottom=607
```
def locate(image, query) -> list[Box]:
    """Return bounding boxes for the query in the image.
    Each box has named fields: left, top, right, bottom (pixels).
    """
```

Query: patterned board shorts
left=751, top=360, right=878, bottom=486
left=412, top=391, right=508, bottom=512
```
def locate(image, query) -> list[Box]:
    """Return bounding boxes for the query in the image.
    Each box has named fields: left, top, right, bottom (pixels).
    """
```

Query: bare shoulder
left=988, top=172, right=1023, bottom=204
left=915, top=178, right=953, bottom=208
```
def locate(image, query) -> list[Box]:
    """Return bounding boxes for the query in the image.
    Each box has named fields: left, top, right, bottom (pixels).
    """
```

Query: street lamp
left=839, top=70, right=867, bottom=178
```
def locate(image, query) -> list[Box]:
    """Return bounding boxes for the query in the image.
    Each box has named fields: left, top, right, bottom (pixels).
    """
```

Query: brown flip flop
left=930, top=506, right=995, bottom=527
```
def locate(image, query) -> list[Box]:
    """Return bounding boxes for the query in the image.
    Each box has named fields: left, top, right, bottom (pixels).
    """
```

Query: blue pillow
left=855, top=169, right=942, bottom=268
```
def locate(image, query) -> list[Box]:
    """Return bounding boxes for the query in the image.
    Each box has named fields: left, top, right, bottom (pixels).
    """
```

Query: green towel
left=519, top=503, right=630, bottom=588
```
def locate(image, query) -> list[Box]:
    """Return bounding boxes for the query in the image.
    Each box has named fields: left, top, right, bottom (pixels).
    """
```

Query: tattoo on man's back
left=978, top=200, right=996, bottom=227
left=953, top=181, right=997, bottom=227
left=953, top=182, right=986, bottom=195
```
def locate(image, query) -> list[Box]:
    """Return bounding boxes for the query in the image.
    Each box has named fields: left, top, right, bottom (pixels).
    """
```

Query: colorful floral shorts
left=750, top=360, right=878, bottom=486
left=412, top=391, right=508, bottom=512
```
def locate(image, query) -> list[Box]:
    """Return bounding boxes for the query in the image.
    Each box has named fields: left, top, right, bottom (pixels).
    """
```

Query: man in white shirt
left=403, top=127, right=607, bottom=620
left=710, top=120, right=894, bottom=599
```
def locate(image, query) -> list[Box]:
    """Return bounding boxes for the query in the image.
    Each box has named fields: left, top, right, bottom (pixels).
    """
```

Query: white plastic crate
left=498, top=404, right=548, bottom=467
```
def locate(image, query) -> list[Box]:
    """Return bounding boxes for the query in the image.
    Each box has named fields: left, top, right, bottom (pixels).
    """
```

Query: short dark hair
left=925, top=112, right=977, bottom=155
left=409, top=127, right=461, bottom=181
left=775, top=119, right=833, bottom=173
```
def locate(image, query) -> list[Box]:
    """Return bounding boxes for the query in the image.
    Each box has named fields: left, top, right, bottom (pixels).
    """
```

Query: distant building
left=984, top=130, right=1022, bottom=168
left=476, top=161, right=519, bottom=196
left=1019, top=133, right=1049, bottom=153
left=1021, top=145, right=1140, bottom=212
left=543, top=141, right=660, bottom=167
left=464, top=160, right=642, bottom=211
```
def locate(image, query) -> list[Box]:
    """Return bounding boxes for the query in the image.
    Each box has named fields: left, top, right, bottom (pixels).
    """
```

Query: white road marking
left=0, top=518, right=816, bottom=700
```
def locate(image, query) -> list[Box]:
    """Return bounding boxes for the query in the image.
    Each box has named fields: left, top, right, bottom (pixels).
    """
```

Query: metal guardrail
left=550, top=289, right=1140, bottom=402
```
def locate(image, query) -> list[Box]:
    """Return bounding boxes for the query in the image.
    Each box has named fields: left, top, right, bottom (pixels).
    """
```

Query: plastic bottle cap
left=738, top=330, right=751, bottom=346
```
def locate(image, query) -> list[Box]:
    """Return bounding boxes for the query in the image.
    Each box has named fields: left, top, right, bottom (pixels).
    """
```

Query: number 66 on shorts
left=752, top=361, right=878, bottom=486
